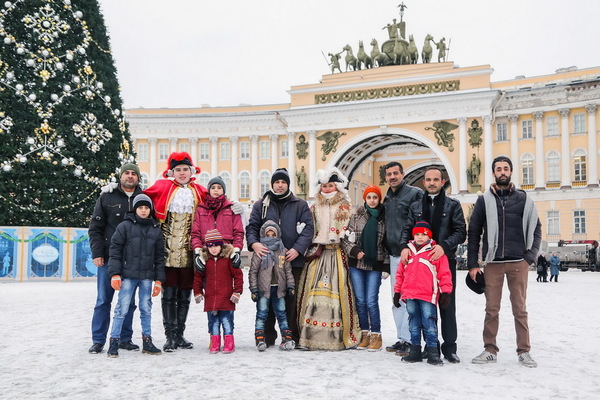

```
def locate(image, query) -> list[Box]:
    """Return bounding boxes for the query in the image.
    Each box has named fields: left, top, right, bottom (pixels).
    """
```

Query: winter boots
left=255, top=330, right=267, bottom=352
left=357, top=331, right=370, bottom=350
left=367, top=333, right=382, bottom=352
left=209, top=335, right=221, bottom=354
left=175, top=289, right=194, bottom=349
left=279, top=330, right=295, bottom=351
left=426, top=346, right=443, bottom=365
left=401, top=344, right=423, bottom=363
left=223, top=335, right=235, bottom=353
left=107, top=338, right=119, bottom=358
left=162, top=286, right=178, bottom=352
left=142, top=337, right=162, bottom=355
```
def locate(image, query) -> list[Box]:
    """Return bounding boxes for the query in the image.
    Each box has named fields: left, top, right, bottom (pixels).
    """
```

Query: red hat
left=204, top=229, right=223, bottom=247
left=412, top=221, right=432, bottom=238
left=163, top=152, right=200, bottom=178
left=362, top=185, right=382, bottom=201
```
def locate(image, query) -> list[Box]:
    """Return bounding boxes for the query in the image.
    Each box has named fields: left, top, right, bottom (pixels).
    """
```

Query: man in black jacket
left=88, top=163, right=143, bottom=354
left=383, top=161, right=423, bottom=355
left=399, top=167, right=466, bottom=363
left=468, top=156, right=541, bottom=368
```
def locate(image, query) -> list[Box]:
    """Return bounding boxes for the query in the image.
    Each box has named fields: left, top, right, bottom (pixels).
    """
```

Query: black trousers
left=439, top=257, right=457, bottom=356
left=264, top=267, right=302, bottom=344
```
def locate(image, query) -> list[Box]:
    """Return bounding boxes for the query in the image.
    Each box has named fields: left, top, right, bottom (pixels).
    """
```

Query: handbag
left=304, top=244, right=323, bottom=262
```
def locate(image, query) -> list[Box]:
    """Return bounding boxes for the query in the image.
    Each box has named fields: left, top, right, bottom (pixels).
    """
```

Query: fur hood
left=200, top=243, right=234, bottom=259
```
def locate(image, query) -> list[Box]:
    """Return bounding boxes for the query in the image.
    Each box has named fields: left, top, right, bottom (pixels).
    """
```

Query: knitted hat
left=163, top=152, right=200, bottom=178
left=119, top=163, right=140, bottom=179
left=271, top=168, right=290, bottom=186
left=133, top=194, right=153, bottom=211
left=362, top=185, right=382, bottom=201
left=466, top=272, right=486, bottom=294
left=412, top=221, right=432, bottom=238
left=204, top=229, right=224, bottom=247
left=208, top=176, right=226, bottom=194
left=260, top=220, right=281, bottom=238
left=491, top=155, right=513, bottom=172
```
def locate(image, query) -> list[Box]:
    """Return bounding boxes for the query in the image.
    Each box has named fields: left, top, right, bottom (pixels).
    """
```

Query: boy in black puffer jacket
left=107, top=194, right=166, bottom=358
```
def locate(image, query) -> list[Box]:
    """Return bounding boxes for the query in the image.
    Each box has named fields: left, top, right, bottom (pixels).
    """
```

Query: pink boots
left=222, top=335, right=235, bottom=353
left=209, top=335, right=220, bottom=354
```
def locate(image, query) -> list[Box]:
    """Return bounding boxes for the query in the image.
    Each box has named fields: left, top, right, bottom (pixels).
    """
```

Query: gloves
left=393, top=292, right=401, bottom=308
left=194, top=294, right=204, bottom=304
left=439, top=292, right=451, bottom=309
left=381, top=272, right=390, bottom=280
left=346, top=231, right=356, bottom=243
left=230, top=293, right=241, bottom=304
left=231, top=248, right=241, bottom=269
left=251, top=291, right=258, bottom=302
left=194, top=253, right=206, bottom=273
left=287, top=287, right=295, bottom=298
left=296, top=222, right=306, bottom=234
left=111, top=275, right=121, bottom=291
left=100, top=182, right=118, bottom=193
left=231, top=201, right=244, bottom=215
left=152, top=281, right=162, bottom=297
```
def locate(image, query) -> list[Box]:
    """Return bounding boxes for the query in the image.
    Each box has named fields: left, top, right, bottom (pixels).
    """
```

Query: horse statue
left=357, top=41, right=372, bottom=70
left=407, top=35, right=418, bottom=64
left=421, top=34, right=434, bottom=64
left=370, top=38, right=391, bottom=67
left=342, top=44, right=358, bottom=71
left=392, top=37, right=408, bottom=65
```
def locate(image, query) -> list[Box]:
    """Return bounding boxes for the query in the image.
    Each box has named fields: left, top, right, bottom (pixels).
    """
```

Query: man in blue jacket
left=246, top=168, right=314, bottom=347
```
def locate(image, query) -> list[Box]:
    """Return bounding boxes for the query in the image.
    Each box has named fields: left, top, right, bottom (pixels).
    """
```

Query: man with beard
left=246, top=168, right=314, bottom=347
left=399, top=167, right=466, bottom=363
left=88, top=163, right=143, bottom=354
left=467, top=156, right=541, bottom=368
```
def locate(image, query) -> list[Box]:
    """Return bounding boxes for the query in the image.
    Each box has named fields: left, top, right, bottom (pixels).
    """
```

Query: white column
left=287, top=132, right=296, bottom=192
left=148, top=138, right=157, bottom=184
left=250, top=135, right=259, bottom=200
left=188, top=137, right=198, bottom=166
left=559, top=108, right=570, bottom=187
left=308, top=130, right=317, bottom=198
left=457, top=117, right=468, bottom=193
left=209, top=136, right=218, bottom=177
left=230, top=137, right=239, bottom=201
left=534, top=111, right=545, bottom=189
left=169, top=137, right=178, bottom=153
left=483, top=115, right=493, bottom=189
left=508, top=114, right=520, bottom=187
left=270, top=134, right=278, bottom=172
left=586, top=104, right=598, bottom=186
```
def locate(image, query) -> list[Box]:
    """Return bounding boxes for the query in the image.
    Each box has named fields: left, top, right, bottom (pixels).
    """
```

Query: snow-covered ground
left=1, top=269, right=599, bottom=399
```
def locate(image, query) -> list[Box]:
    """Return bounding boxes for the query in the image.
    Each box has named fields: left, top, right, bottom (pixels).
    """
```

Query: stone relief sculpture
left=468, top=119, right=483, bottom=148
left=296, top=166, right=307, bottom=195
left=316, top=131, right=346, bottom=161
left=296, top=134, right=308, bottom=159
left=379, top=165, right=387, bottom=185
left=425, top=121, right=458, bottom=152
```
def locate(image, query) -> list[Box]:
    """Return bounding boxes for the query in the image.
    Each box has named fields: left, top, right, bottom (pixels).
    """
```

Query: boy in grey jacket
left=249, top=220, right=295, bottom=351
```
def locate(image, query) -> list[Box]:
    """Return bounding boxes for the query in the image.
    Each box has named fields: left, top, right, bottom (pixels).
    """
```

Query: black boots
left=401, top=344, right=423, bottom=363
left=175, top=289, right=194, bottom=349
left=255, top=330, right=267, bottom=352
left=162, top=286, right=178, bottom=352
left=118, top=340, right=140, bottom=351
left=107, top=338, right=119, bottom=358
left=142, top=336, right=162, bottom=355
left=426, top=346, right=443, bottom=365
left=279, top=329, right=295, bottom=351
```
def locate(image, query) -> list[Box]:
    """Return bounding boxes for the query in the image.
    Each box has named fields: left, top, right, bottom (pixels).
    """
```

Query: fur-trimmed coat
left=193, top=244, right=244, bottom=312
left=311, top=191, right=352, bottom=245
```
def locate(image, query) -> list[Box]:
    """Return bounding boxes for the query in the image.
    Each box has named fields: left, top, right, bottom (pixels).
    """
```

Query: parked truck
left=545, top=240, right=600, bottom=272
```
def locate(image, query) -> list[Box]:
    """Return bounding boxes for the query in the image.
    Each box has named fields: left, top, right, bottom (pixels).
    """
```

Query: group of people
left=88, top=152, right=542, bottom=368
left=536, top=252, right=561, bottom=283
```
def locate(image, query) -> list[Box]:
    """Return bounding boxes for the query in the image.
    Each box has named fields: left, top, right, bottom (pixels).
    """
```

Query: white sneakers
left=472, top=350, right=538, bottom=368
left=518, top=352, right=538, bottom=368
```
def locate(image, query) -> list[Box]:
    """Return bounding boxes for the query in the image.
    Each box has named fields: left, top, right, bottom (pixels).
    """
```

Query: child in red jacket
left=393, top=221, right=452, bottom=365
left=193, top=229, right=243, bottom=354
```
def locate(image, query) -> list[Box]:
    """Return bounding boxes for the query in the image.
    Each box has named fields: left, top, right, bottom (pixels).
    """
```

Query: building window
left=522, top=120, right=533, bottom=139
left=259, top=171, right=271, bottom=195
left=259, top=141, right=270, bottom=158
left=239, top=171, right=250, bottom=199
left=199, top=143, right=209, bottom=160
left=280, top=139, right=288, bottom=158
left=574, top=210, right=586, bottom=234
left=219, top=171, right=231, bottom=192
left=573, top=149, right=587, bottom=181
left=140, top=172, right=149, bottom=190
left=179, top=143, right=189, bottom=153
left=547, top=151, right=560, bottom=182
left=521, top=154, right=534, bottom=185
left=546, top=116, right=558, bottom=137
left=547, top=211, right=559, bottom=235
left=573, top=113, right=586, bottom=134
left=137, top=143, right=148, bottom=162
left=198, top=172, right=210, bottom=188
left=158, top=143, right=169, bottom=161
left=496, top=122, right=508, bottom=141
left=219, top=142, right=230, bottom=160
left=240, top=142, right=250, bottom=159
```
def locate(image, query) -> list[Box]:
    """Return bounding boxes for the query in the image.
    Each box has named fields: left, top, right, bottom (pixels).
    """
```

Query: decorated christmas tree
left=0, top=0, right=133, bottom=227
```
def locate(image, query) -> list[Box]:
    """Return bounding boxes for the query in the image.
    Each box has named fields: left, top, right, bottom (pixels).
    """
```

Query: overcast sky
left=97, top=0, right=600, bottom=109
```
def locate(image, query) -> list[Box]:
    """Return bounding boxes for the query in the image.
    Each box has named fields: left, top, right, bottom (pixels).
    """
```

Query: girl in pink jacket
left=393, top=221, right=452, bottom=365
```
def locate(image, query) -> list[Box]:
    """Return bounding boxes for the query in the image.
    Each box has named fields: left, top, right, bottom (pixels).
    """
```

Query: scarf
left=361, top=204, right=380, bottom=267
left=205, top=194, right=226, bottom=216
left=261, top=189, right=292, bottom=219
left=259, top=236, right=282, bottom=268
left=421, top=190, right=445, bottom=243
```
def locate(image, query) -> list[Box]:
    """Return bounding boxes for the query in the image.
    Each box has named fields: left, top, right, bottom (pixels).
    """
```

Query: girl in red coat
left=393, top=221, right=453, bottom=365
left=193, top=229, right=243, bottom=354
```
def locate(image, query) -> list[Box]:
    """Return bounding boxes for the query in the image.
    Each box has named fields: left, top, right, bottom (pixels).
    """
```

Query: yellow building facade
left=126, top=62, right=600, bottom=243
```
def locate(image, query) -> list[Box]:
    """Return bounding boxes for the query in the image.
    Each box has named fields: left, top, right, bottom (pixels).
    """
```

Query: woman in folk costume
left=297, top=167, right=361, bottom=350
left=144, top=152, right=207, bottom=352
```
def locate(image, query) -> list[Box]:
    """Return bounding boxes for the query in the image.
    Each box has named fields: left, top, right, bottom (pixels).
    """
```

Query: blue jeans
left=92, top=265, right=136, bottom=344
left=349, top=267, right=382, bottom=332
left=406, top=299, right=438, bottom=348
left=207, top=310, right=234, bottom=335
left=255, top=286, right=289, bottom=332
left=389, top=256, right=410, bottom=342
left=110, top=279, right=153, bottom=339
